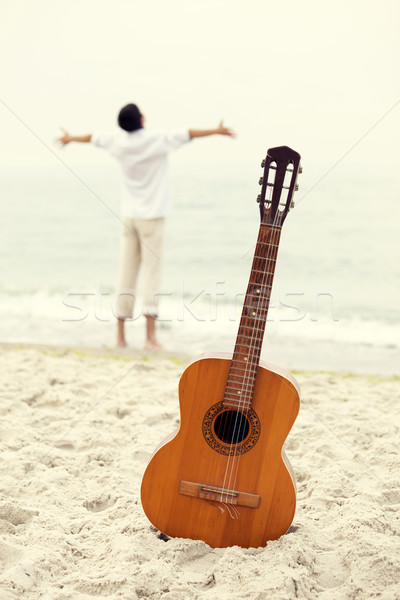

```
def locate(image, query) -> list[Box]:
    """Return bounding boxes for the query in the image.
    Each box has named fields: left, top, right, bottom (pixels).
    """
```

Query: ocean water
left=0, top=158, right=399, bottom=375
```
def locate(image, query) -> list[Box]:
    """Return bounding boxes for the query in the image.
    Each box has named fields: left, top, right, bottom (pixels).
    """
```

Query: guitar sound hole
left=213, top=410, right=250, bottom=445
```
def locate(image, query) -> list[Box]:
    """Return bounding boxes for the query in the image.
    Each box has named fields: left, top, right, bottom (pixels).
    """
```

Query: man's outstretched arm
left=189, top=120, right=235, bottom=139
left=56, top=128, right=92, bottom=146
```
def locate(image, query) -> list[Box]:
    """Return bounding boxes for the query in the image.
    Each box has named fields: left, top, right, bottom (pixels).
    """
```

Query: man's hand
left=189, top=121, right=236, bottom=139
left=55, top=128, right=92, bottom=146
left=215, top=120, right=236, bottom=138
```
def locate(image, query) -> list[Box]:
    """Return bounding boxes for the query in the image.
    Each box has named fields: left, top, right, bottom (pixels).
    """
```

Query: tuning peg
left=299, top=165, right=303, bottom=174
left=290, top=200, right=295, bottom=208
left=258, top=177, right=263, bottom=186
left=257, top=194, right=262, bottom=203
left=295, top=183, right=299, bottom=191
left=261, top=159, right=266, bottom=168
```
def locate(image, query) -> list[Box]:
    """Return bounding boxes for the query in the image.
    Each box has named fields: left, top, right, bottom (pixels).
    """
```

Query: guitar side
left=141, top=353, right=300, bottom=548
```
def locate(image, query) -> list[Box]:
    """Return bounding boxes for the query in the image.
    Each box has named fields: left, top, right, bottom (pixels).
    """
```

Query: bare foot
left=144, top=340, right=164, bottom=351
left=116, top=340, right=127, bottom=348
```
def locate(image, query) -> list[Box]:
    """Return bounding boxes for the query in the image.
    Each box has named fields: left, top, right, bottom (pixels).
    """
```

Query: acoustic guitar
left=141, top=146, right=302, bottom=548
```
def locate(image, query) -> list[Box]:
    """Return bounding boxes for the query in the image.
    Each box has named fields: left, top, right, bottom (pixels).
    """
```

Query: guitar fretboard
left=224, top=224, right=281, bottom=410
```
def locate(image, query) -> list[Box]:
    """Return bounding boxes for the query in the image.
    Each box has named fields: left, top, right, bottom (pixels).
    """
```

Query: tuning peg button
left=295, top=183, right=299, bottom=191
left=258, top=177, right=264, bottom=186
left=299, top=165, right=303, bottom=174
left=261, top=159, right=266, bottom=168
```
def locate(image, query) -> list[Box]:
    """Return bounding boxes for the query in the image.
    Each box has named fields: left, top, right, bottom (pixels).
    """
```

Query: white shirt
left=92, top=128, right=191, bottom=219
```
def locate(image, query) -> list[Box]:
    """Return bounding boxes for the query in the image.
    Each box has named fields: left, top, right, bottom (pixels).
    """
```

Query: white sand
left=0, top=344, right=399, bottom=600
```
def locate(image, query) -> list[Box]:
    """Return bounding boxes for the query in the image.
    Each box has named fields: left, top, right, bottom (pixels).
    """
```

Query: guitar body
left=141, top=353, right=300, bottom=548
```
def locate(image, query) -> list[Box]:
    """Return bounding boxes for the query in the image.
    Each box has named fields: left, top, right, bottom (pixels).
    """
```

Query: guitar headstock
left=257, top=146, right=302, bottom=226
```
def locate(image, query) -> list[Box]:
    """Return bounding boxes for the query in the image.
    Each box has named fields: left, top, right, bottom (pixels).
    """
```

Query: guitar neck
left=224, top=223, right=281, bottom=411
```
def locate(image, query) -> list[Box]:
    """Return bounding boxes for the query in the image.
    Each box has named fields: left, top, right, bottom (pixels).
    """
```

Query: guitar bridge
left=179, top=480, right=260, bottom=508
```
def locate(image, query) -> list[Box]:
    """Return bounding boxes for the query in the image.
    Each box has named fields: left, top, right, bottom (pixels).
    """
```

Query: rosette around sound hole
left=202, top=402, right=261, bottom=456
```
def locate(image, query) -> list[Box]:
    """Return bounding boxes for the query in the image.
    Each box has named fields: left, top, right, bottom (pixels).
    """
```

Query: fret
left=229, top=365, right=260, bottom=377
left=246, top=288, right=271, bottom=296
left=237, top=322, right=266, bottom=332
left=242, top=310, right=269, bottom=318
left=256, top=242, right=279, bottom=250
left=224, top=402, right=252, bottom=410
left=241, top=317, right=269, bottom=327
left=235, top=331, right=265, bottom=341
left=231, top=358, right=258, bottom=372
left=225, top=393, right=253, bottom=403
left=236, top=331, right=266, bottom=340
left=224, top=400, right=253, bottom=409
left=227, top=379, right=257, bottom=387
left=260, top=224, right=281, bottom=231
left=224, top=400, right=252, bottom=406
left=225, top=378, right=255, bottom=387
left=234, top=348, right=262, bottom=358
left=235, top=337, right=264, bottom=347
left=259, top=240, right=280, bottom=246
left=231, top=361, right=261, bottom=370
left=232, top=353, right=261, bottom=361
left=233, top=351, right=261, bottom=359
left=238, top=320, right=266, bottom=330
left=226, top=375, right=257, bottom=385
left=228, top=372, right=258, bottom=383
left=225, top=385, right=254, bottom=394
left=225, top=390, right=255, bottom=400
left=246, top=285, right=272, bottom=295
left=226, top=375, right=256, bottom=384
left=243, top=304, right=270, bottom=314
left=227, top=376, right=256, bottom=384
left=237, top=322, right=266, bottom=331
left=245, top=302, right=270, bottom=311
left=258, top=234, right=280, bottom=240
left=232, top=356, right=261, bottom=366
left=245, top=289, right=271, bottom=298
left=250, top=268, right=275, bottom=276
left=234, top=345, right=263, bottom=354
left=230, top=359, right=259, bottom=367
left=233, top=347, right=263, bottom=356
left=240, top=316, right=267, bottom=326
left=235, top=339, right=264, bottom=347
left=242, top=302, right=270, bottom=310
left=226, top=376, right=255, bottom=384
left=225, top=391, right=253, bottom=400
left=252, top=260, right=276, bottom=268
left=225, top=386, right=253, bottom=393
left=226, top=380, right=257, bottom=391
left=225, top=381, right=254, bottom=400
left=253, top=255, right=277, bottom=262
left=247, top=284, right=272, bottom=293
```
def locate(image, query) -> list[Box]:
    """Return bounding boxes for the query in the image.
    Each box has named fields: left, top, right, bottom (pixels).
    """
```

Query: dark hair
left=118, top=103, right=143, bottom=132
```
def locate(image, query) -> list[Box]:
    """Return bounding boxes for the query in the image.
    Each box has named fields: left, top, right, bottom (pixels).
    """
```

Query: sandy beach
left=0, top=343, right=399, bottom=600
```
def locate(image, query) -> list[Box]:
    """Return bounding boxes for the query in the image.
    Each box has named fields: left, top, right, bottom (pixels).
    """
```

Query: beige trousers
left=116, top=217, right=164, bottom=319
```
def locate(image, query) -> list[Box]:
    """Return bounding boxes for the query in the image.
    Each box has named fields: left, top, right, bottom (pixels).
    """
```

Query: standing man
left=57, top=103, right=235, bottom=349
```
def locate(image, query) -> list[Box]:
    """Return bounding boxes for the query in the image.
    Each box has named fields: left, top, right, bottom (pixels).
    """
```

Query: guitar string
left=232, top=223, right=280, bottom=496
left=224, top=156, right=295, bottom=502
left=218, top=163, right=277, bottom=502
left=228, top=169, right=297, bottom=495
left=225, top=216, right=281, bottom=500
left=221, top=226, right=277, bottom=502
left=227, top=160, right=296, bottom=494
left=219, top=163, right=283, bottom=503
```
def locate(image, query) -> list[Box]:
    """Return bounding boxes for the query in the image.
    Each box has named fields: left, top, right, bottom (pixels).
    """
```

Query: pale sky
left=0, top=0, right=398, bottom=169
